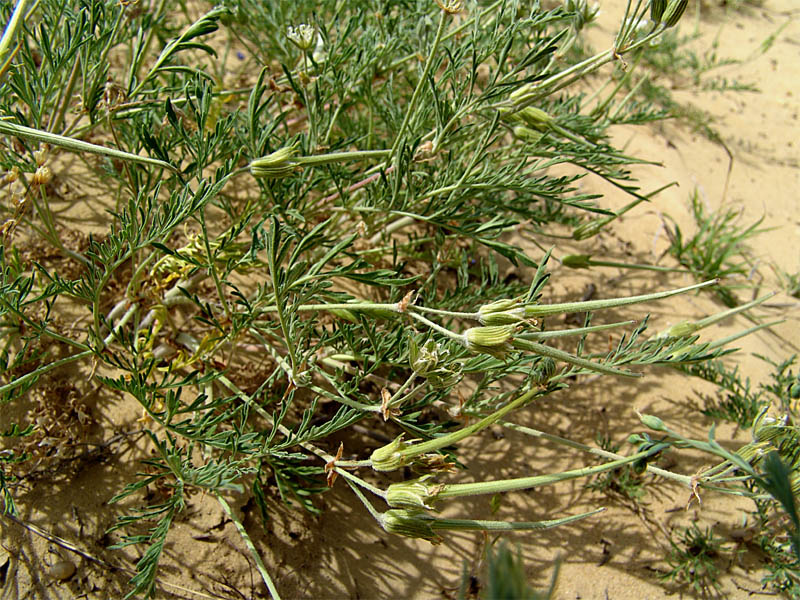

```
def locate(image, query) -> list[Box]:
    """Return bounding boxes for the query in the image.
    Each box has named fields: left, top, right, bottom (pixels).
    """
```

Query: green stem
left=0, top=121, right=176, bottom=172
left=396, top=386, right=541, bottom=461
left=199, top=209, right=232, bottom=323
left=408, top=311, right=466, bottom=344
left=0, top=0, right=28, bottom=68
left=500, top=421, right=694, bottom=486
left=512, top=338, right=639, bottom=378
left=523, top=279, right=718, bottom=317
left=216, top=493, right=281, bottom=600
left=431, top=508, right=605, bottom=531
left=388, top=9, right=448, bottom=162
left=437, top=447, right=662, bottom=499
left=518, top=320, right=636, bottom=340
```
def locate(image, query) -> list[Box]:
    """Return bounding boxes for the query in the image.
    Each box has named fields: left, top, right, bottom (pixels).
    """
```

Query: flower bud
left=512, top=126, right=545, bottom=145
left=650, top=0, right=667, bottom=22
left=386, top=476, right=442, bottom=509
left=790, top=379, right=800, bottom=400
left=518, top=107, right=554, bottom=132
left=370, top=435, right=411, bottom=472
left=572, top=219, right=607, bottom=240
left=637, top=412, right=666, bottom=432
left=478, top=299, right=525, bottom=326
left=249, top=146, right=299, bottom=179
left=662, top=0, right=688, bottom=28
left=2, top=166, right=19, bottom=186
left=656, top=320, right=699, bottom=339
left=530, top=357, right=556, bottom=385
left=286, top=24, right=315, bottom=51
left=464, top=325, right=515, bottom=358
left=561, top=254, right=592, bottom=269
left=381, top=509, right=440, bottom=543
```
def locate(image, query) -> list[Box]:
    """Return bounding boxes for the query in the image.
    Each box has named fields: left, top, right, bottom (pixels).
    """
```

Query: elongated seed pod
left=662, top=0, right=688, bottom=28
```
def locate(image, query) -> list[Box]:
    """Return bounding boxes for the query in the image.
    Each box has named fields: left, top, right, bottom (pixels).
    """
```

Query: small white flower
left=286, top=23, right=315, bottom=51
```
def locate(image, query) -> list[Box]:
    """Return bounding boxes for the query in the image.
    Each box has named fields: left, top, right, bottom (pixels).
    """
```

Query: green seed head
left=370, top=435, right=412, bottom=472
left=381, top=509, right=440, bottom=543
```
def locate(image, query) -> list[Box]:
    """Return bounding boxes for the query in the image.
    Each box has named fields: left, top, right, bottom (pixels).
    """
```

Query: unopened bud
left=572, top=219, right=607, bottom=240
left=512, top=126, right=545, bottom=145
left=478, top=299, right=525, bottom=325
left=2, top=166, right=19, bottom=186
left=249, top=146, right=299, bottom=179
left=370, top=435, right=411, bottom=472
left=518, top=107, right=554, bottom=132
left=381, top=509, right=440, bottom=542
left=386, top=476, right=441, bottom=509
left=561, top=254, right=592, bottom=269
left=657, top=320, right=699, bottom=339
left=637, top=412, right=666, bottom=432
left=530, top=357, right=556, bottom=385
left=662, top=0, right=688, bottom=28
left=790, top=379, right=800, bottom=400
left=650, top=0, right=667, bottom=22
left=464, top=325, right=515, bottom=358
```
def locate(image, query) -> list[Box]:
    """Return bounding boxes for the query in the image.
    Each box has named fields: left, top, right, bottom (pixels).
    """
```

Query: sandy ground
left=2, top=1, right=799, bottom=599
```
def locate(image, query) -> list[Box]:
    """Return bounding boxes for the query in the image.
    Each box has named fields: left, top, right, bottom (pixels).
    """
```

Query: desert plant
left=0, top=0, right=789, bottom=598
